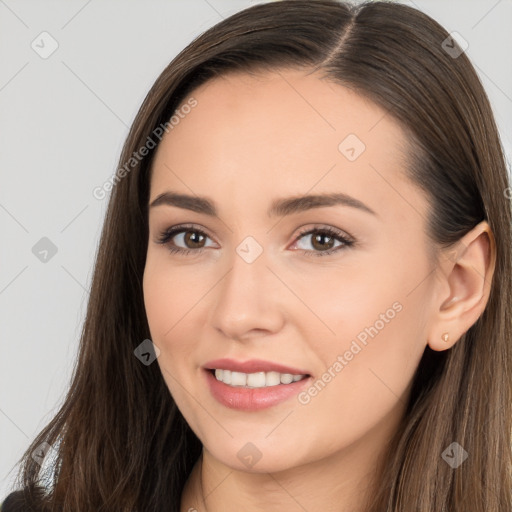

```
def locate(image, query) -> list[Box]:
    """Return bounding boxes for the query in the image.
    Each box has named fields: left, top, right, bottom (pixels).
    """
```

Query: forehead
left=149, top=68, right=421, bottom=224
left=166, top=68, right=403, bottom=148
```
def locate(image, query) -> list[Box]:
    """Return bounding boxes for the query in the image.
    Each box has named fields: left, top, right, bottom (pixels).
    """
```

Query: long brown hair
left=7, top=1, right=511, bottom=510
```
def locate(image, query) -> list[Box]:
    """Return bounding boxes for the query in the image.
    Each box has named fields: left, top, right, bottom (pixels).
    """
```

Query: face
left=143, top=68, right=438, bottom=474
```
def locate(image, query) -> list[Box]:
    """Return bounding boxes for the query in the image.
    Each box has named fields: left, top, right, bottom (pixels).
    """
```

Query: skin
left=142, top=68, right=495, bottom=512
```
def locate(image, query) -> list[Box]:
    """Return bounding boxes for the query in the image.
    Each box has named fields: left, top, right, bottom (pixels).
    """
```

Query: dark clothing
left=1, top=490, right=28, bottom=511
left=1, top=489, right=43, bottom=511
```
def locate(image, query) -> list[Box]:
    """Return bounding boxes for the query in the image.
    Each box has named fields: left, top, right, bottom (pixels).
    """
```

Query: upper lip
left=204, top=358, right=310, bottom=375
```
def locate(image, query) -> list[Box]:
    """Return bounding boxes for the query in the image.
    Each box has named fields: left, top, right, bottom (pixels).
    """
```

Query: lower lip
left=204, top=369, right=312, bottom=411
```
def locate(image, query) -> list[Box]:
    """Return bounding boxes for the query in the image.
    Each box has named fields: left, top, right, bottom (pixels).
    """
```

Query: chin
left=204, top=438, right=310, bottom=475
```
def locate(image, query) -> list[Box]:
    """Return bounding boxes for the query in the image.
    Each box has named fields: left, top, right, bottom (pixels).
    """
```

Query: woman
left=2, top=1, right=511, bottom=510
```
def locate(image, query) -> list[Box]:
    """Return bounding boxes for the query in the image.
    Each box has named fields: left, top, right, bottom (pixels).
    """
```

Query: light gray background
left=1, top=0, right=511, bottom=498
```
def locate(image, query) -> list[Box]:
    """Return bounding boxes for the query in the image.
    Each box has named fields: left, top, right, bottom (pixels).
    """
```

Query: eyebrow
left=149, top=191, right=377, bottom=217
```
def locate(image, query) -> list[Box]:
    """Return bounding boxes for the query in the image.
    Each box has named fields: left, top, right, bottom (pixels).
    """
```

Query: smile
left=204, top=369, right=312, bottom=411
left=212, top=369, right=307, bottom=388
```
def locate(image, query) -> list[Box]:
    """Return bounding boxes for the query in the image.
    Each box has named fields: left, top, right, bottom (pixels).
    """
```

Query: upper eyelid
left=157, top=223, right=353, bottom=246
left=296, top=225, right=353, bottom=239
left=161, top=223, right=215, bottom=242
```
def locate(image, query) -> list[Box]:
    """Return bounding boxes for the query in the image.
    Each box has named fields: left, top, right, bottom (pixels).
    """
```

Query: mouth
left=203, top=367, right=313, bottom=411
left=207, top=368, right=310, bottom=388
left=202, top=357, right=313, bottom=410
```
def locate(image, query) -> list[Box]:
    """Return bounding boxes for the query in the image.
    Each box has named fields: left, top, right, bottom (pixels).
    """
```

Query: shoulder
left=1, top=490, right=25, bottom=511
left=1, top=489, right=43, bottom=512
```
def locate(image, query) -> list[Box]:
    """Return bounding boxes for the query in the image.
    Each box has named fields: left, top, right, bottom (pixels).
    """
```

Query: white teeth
left=280, top=373, right=293, bottom=384
left=212, top=369, right=307, bottom=388
left=231, top=371, right=247, bottom=386
left=266, top=371, right=281, bottom=386
left=246, top=372, right=266, bottom=387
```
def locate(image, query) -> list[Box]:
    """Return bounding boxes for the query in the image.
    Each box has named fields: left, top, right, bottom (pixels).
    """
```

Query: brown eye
left=310, top=232, right=336, bottom=251
left=292, top=226, right=354, bottom=257
left=156, top=225, right=214, bottom=255
left=182, top=231, right=206, bottom=249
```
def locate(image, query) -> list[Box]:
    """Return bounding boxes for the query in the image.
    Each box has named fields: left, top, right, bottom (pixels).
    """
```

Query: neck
left=180, top=421, right=396, bottom=512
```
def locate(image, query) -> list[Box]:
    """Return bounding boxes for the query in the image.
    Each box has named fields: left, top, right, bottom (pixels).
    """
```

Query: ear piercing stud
left=441, top=332, right=450, bottom=343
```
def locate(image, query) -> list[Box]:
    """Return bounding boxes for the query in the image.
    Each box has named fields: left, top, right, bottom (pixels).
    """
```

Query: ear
left=427, top=220, right=496, bottom=351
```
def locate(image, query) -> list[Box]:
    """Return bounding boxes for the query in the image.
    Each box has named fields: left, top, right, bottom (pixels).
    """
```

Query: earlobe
left=426, top=221, right=496, bottom=352
left=428, top=330, right=457, bottom=352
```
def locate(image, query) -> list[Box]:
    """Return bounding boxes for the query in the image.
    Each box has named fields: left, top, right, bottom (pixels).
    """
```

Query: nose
left=210, top=242, right=285, bottom=342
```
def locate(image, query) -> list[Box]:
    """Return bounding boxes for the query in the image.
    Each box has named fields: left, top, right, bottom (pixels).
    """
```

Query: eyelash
left=155, top=224, right=354, bottom=258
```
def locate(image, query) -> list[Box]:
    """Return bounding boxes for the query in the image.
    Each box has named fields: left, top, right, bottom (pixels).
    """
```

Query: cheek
left=143, top=251, right=203, bottom=335
left=142, top=258, right=210, bottom=396
left=293, top=252, right=428, bottom=419
left=142, top=260, right=196, bottom=364
left=143, top=266, right=217, bottom=445
left=287, top=302, right=423, bottom=467
left=143, top=265, right=171, bottom=341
